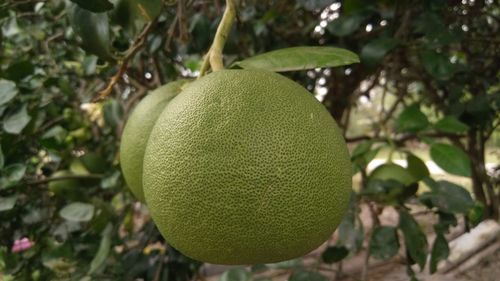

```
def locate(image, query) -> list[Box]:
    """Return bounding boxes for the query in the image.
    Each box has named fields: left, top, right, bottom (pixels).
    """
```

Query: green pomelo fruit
left=143, top=69, right=352, bottom=265
left=120, top=80, right=189, bottom=202
left=369, top=163, right=416, bottom=186
left=48, top=170, right=81, bottom=200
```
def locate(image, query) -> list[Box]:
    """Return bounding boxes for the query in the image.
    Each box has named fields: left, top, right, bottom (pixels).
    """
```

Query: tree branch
left=93, top=19, right=158, bottom=102
left=346, top=132, right=467, bottom=144
left=25, top=174, right=104, bottom=186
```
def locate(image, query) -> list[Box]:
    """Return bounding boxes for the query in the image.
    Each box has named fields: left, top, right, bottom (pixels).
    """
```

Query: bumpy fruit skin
left=120, top=80, right=188, bottom=202
left=143, top=70, right=352, bottom=265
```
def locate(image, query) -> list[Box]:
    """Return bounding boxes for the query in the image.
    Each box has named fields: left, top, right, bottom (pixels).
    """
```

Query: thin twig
left=361, top=203, right=381, bottom=281
left=153, top=253, right=165, bottom=281
left=345, top=131, right=467, bottom=144
left=42, top=30, right=64, bottom=52
left=93, top=19, right=158, bottom=102
left=165, top=15, right=179, bottom=52
left=25, top=174, right=104, bottom=186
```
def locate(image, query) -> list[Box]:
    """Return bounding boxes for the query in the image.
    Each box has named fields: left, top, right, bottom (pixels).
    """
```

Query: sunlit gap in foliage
left=312, top=2, right=341, bottom=102
left=311, top=2, right=383, bottom=102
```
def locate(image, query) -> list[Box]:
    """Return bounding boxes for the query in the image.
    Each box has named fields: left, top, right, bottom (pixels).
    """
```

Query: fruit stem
left=199, top=0, right=237, bottom=77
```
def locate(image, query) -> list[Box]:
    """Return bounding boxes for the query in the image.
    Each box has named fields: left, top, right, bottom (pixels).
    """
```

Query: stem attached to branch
left=199, top=0, right=236, bottom=77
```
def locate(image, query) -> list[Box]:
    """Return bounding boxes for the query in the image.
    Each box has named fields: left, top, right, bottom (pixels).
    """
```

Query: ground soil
left=204, top=204, right=500, bottom=281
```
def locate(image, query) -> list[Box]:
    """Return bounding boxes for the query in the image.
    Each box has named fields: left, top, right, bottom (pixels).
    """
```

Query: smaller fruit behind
left=369, top=163, right=416, bottom=186
left=120, top=80, right=189, bottom=202
left=365, top=163, right=419, bottom=205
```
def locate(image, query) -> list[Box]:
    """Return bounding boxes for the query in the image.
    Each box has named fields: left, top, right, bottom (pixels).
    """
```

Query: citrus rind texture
left=143, top=70, right=352, bottom=264
left=120, top=80, right=188, bottom=202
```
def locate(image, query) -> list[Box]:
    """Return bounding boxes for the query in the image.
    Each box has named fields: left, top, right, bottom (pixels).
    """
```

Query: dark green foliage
left=430, top=231, right=449, bottom=274
left=369, top=226, right=399, bottom=260
left=322, top=245, right=349, bottom=263
left=420, top=180, right=475, bottom=214
left=396, top=105, right=429, bottom=134
left=430, top=143, right=471, bottom=177
left=399, top=211, right=428, bottom=270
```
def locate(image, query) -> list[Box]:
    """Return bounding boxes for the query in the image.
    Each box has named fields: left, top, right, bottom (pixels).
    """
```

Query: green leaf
left=103, top=99, right=123, bottom=128
left=429, top=232, right=449, bottom=273
left=0, top=195, right=17, bottom=212
left=413, top=12, right=463, bottom=47
left=219, top=268, right=251, bottom=281
left=100, top=171, right=120, bottom=189
left=396, top=104, right=429, bottom=133
left=82, top=56, right=98, bottom=75
left=361, top=38, right=398, bottom=66
left=3, top=105, right=31, bottom=134
left=1, top=17, right=21, bottom=37
left=0, top=145, right=4, bottom=169
left=399, top=210, right=427, bottom=270
left=250, top=264, right=268, bottom=273
left=70, top=0, right=114, bottom=13
left=60, top=202, right=95, bottom=222
left=437, top=211, right=458, bottom=231
left=42, top=258, right=76, bottom=274
left=406, top=153, right=429, bottom=181
left=70, top=5, right=114, bottom=60
left=40, top=126, right=67, bottom=149
left=419, top=50, right=457, bottom=80
left=326, top=14, right=366, bottom=37
left=413, top=12, right=446, bottom=38
left=369, top=226, right=399, bottom=260
left=88, top=223, right=113, bottom=274
left=0, top=80, right=18, bottom=107
left=233, top=47, right=359, bottom=72
left=0, top=164, right=26, bottom=189
left=289, top=271, right=328, bottom=281
left=111, top=0, right=162, bottom=29
left=322, top=246, right=349, bottom=263
left=130, top=0, right=162, bottom=22
left=420, top=181, right=474, bottom=214
left=467, top=202, right=484, bottom=226
left=351, top=140, right=373, bottom=159
left=363, top=179, right=417, bottom=205
left=343, top=0, right=374, bottom=14
left=434, top=116, right=469, bottom=133
left=351, top=141, right=381, bottom=173
left=430, top=143, right=471, bottom=177
left=5, top=61, right=35, bottom=81
left=81, top=153, right=107, bottom=174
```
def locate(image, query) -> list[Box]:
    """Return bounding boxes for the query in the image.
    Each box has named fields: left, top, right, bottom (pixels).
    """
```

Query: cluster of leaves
left=0, top=1, right=202, bottom=280
left=0, top=0, right=498, bottom=281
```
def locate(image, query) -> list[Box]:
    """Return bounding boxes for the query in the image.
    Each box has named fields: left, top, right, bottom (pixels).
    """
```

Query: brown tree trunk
left=468, top=129, right=499, bottom=219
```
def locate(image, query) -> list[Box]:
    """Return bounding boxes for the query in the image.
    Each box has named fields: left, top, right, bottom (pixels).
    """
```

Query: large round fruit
left=143, top=69, right=352, bottom=264
left=120, top=80, right=188, bottom=202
